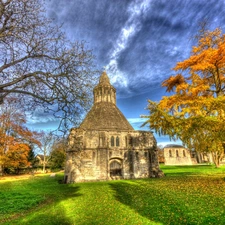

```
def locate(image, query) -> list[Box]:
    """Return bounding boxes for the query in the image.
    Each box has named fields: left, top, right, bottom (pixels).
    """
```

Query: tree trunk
left=212, top=152, right=220, bottom=168
left=215, top=160, right=220, bottom=168
left=0, top=164, right=3, bottom=176
left=43, top=161, right=46, bottom=173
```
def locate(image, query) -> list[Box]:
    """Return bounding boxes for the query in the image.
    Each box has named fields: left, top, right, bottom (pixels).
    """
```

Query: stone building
left=163, top=144, right=196, bottom=165
left=195, top=152, right=213, bottom=164
left=64, top=72, right=163, bottom=183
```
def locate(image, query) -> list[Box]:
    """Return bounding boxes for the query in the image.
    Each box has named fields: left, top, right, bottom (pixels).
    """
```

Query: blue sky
left=27, top=0, right=225, bottom=146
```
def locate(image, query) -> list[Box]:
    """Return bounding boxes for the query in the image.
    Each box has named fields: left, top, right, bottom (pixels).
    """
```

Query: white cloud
left=105, top=0, right=152, bottom=86
left=26, top=112, right=59, bottom=125
left=156, top=141, right=182, bottom=147
left=105, top=59, right=128, bottom=88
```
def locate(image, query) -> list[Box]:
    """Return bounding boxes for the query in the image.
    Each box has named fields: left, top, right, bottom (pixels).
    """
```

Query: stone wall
left=64, top=128, right=163, bottom=183
left=164, top=146, right=193, bottom=165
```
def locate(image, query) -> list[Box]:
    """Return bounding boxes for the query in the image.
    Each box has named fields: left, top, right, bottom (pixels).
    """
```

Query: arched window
left=111, top=136, right=114, bottom=146
left=183, top=150, right=186, bottom=157
left=176, top=150, right=179, bottom=157
left=116, top=136, right=119, bottom=146
left=169, top=150, right=172, bottom=157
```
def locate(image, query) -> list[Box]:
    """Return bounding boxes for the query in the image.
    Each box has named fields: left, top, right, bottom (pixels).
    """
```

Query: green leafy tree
left=27, top=146, right=36, bottom=166
left=49, top=139, right=66, bottom=170
left=143, top=25, right=225, bottom=167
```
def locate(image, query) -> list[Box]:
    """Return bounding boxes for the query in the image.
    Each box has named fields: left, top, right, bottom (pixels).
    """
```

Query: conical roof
left=79, top=102, right=134, bottom=131
left=79, top=72, right=134, bottom=131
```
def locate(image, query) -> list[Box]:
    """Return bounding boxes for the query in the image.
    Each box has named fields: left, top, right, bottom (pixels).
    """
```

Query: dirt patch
left=0, top=174, right=34, bottom=181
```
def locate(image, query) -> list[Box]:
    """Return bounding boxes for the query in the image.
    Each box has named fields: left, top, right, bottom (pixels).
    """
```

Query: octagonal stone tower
left=64, top=72, right=163, bottom=183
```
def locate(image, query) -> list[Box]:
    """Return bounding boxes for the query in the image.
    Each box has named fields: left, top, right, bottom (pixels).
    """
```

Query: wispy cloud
left=26, top=111, right=59, bottom=125
left=128, top=117, right=147, bottom=130
left=105, top=0, right=152, bottom=87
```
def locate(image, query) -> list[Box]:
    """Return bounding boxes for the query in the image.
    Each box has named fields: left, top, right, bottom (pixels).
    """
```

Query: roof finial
left=99, top=71, right=110, bottom=84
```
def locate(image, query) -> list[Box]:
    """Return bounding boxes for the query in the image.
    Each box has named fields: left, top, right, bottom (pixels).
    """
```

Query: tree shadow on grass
left=108, top=180, right=197, bottom=225
left=0, top=176, right=82, bottom=225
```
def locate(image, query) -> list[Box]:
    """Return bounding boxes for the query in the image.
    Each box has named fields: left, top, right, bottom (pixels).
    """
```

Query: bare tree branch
left=0, top=0, right=98, bottom=132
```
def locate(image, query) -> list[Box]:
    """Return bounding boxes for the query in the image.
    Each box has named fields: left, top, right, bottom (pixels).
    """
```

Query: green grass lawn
left=1, top=165, right=225, bottom=225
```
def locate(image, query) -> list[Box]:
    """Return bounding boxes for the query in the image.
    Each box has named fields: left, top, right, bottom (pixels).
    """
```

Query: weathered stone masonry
left=64, top=72, right=163, bottom=183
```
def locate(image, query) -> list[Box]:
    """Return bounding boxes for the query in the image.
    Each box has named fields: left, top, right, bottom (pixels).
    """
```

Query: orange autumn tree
left=0, top=98, right=40, bottom=174
left=3, top=143, right=31, bottom=174
left=143, top=26, right=225, bottom=167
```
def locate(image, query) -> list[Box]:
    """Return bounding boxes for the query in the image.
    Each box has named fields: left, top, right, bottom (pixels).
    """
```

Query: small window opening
left=111, top=136, right=114, bottom=147
left=129, top=137, right=133, bottom=146
left=136, top=152, right=139, bottom=161
left=92, top=152, right=96, bottom=161
left=116, top=136, right=119, bottom=146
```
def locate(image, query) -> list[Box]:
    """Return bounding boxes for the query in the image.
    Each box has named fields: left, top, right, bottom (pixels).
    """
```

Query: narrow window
left=149, top=152, right=152, bottom=163
left=136, top=152, right=139, bottom=160
left=129, top=152, right=133, bottom=161
left=129, top=137, right=133, bottom=146
left=125, top=136, right=127, bottom=147
left=169, top=150, right=172, bottom=157
left=145, top=152, right=148, bottom=158
left=176, top=150, right=179, bottom=157
left=99, top=137, right=103, bottom=147
left=92, top=152, right=96, bottom=161
left=183, top=150, right=186, bottom=157
left=116, top=136, right=119, bottom=146
left=111, top=136, right=114, bottom=146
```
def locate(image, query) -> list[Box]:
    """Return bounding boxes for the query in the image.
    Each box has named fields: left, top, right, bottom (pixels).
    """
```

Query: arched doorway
left=110, top=160, right=122, bottom=176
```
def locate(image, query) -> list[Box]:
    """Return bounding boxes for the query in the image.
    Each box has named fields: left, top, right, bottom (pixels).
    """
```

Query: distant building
left=64, top=72, right=164, bottom=183
left=163, top=144, right=196, bottom=165
left=195, top=152, right=213, bottom=164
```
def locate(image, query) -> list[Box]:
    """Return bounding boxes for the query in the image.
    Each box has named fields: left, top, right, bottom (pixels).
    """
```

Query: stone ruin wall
left=64, top=128, right=163, bottom=183
left=164, top=147, right=194, bottom=165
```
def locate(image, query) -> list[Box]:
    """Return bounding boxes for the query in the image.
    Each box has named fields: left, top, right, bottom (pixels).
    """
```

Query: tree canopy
left=0, top=97, right=39, bottom=174
left=0, top=0, right=97, bottom=131
left=143, top=25, right=225, bottom=167
left=49, top=138, right=66, bottom=170
left=36, top=131, right=56, bottom=173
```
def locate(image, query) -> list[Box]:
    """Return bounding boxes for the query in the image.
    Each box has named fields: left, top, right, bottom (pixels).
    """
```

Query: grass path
left=1, top=165, right=225, bottom=225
